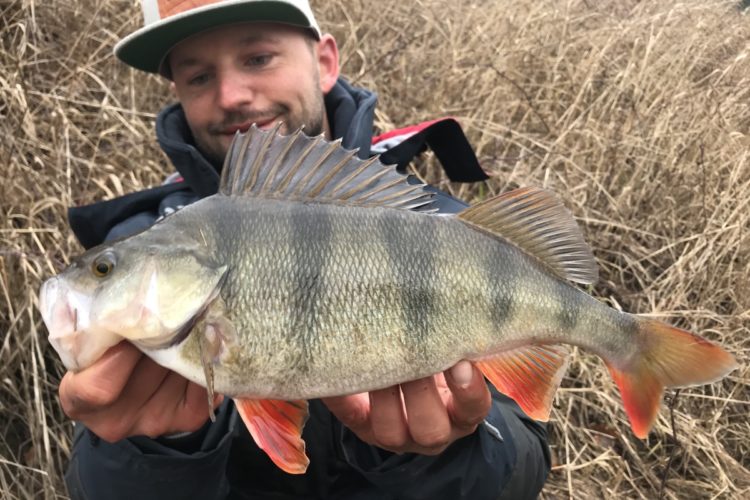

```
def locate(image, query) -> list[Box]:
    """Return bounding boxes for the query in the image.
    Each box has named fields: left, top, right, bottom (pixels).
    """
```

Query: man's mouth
left=221, top=118, right=278, bottom=135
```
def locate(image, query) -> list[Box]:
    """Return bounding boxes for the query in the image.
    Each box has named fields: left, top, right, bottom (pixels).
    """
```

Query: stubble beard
left=196, top=88, right=327, bottom=168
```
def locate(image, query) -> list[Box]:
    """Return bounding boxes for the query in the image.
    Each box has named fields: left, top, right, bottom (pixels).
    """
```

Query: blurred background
left=1, top=0, right=748, bottom=498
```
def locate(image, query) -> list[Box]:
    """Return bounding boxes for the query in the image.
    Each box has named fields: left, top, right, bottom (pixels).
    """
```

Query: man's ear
left=169, top=81, right=177, bottom=97
left=316, top=34, right=340, bottom=93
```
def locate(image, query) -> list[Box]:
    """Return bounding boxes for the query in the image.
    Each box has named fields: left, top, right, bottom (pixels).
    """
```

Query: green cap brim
left=114, top=1, right=320, bottom=76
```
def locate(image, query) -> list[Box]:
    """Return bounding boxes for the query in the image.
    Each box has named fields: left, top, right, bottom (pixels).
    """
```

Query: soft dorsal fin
left=218, top=124, right=435, bottom=212
left=459, top=187, right=598, bottom=284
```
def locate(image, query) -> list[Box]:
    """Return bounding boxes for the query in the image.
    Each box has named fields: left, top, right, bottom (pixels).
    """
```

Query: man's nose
left=216, top=73, right=252, bottom=110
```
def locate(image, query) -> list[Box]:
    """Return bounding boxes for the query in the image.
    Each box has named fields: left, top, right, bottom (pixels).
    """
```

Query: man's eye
left=188, top=73, right=210, bottom=86
left=246, top=54, right=272, bottom=67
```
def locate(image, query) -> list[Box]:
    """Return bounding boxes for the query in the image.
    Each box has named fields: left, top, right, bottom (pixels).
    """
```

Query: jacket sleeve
left=64, top=401, right=237, bottom=500
left=67, top=186, right=200, bottom=249
left=336, top=388, right=551, bottom=500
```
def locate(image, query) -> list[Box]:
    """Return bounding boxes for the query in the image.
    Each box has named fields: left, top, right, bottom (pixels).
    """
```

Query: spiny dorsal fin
left=459, top=187, right=598, bottom=284
left=218, top=124, right=435, bottom=212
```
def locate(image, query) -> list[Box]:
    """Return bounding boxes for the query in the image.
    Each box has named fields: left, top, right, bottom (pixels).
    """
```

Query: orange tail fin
left=606, top=318, right=737, bottom=438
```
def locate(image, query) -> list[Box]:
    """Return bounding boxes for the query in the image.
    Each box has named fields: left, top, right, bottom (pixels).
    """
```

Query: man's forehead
left=170, top=23, right=294, bottom=67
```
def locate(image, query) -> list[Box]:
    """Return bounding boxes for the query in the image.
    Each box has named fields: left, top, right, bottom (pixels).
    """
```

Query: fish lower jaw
left=49, top=327, right=123, bottom=372
left=48, top=332, right=84, bottom=372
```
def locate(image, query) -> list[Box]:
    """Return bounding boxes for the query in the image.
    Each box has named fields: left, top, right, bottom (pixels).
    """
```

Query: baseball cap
left=114, top=0, right=322, bottom=77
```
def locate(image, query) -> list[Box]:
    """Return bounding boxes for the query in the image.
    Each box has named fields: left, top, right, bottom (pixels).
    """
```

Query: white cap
left=114, top=0, right=321, bottom=77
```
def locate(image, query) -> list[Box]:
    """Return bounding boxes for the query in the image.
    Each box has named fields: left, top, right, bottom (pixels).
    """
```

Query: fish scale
left=40, top=124, right=737, bottom=475
left=169, top=196, right=618, bottom=399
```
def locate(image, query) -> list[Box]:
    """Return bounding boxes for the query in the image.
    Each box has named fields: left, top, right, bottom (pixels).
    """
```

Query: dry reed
left=1, top=0, right=748, bottom=498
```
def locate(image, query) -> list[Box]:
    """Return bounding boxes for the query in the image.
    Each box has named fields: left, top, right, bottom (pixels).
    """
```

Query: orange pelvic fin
left=607, top=318, right=738, bottom=438
left=234, top=398, right=310, bottom=474
left=476, top=344, right=570, bottom=421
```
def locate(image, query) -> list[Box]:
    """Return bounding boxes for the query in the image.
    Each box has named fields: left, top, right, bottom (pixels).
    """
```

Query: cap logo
left=157, top=0, right=226, bottom=19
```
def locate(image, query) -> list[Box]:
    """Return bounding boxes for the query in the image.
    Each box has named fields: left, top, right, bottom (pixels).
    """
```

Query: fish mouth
left=39, top=277, right=119, bottom=372
left=40, top=278, right=80, bottom=370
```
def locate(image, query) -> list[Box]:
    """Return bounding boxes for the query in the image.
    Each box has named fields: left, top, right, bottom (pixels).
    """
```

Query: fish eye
left=92, top=252, right=116, bottom=278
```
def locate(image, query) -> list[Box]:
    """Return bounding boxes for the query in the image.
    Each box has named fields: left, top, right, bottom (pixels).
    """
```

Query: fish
left=39, top=123, right=738, bottom=474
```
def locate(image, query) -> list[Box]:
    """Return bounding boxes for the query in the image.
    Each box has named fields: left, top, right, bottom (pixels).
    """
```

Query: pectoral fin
left=199, top=323, right=221, bottom=422
left=234, top=398, right=310, bottom=474
left=476, top=344, right=569, bottom=421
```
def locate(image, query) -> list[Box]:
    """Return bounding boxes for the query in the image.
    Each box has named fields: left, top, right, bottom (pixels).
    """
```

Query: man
left=60, top=1, right=551, bottom=498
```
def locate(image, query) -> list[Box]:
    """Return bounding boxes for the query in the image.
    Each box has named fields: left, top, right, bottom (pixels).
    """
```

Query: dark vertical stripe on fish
left=553, top=277, right=579, bottom=331
left=486, top=240, right=516, bottom=331
left=289, top=204, right=332, bottom=373
left=379, top=212, right=436, bottom=361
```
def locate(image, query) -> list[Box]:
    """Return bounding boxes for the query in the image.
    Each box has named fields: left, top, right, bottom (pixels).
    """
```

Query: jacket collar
left=155, top=78, right=377, bottom=198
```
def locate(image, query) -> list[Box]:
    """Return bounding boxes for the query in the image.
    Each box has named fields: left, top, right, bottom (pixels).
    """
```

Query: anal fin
left=235, top=398, right=310, bottom=474
left=476, top=344, right=570, bottom=421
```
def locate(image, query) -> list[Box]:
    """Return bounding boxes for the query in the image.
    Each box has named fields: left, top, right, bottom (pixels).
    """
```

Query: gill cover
left=90, top=249, right=228, bottom=348
left=40, top=240, right=227, bottom=371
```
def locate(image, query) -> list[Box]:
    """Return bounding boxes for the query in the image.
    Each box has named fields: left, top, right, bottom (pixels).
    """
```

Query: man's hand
left=322, top=360, right=491, bottom=455
left=59, top=341, right=222, bottom=443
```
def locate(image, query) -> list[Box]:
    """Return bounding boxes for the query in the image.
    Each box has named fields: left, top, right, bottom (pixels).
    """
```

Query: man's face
left=169, top=23, right=339, bottom=165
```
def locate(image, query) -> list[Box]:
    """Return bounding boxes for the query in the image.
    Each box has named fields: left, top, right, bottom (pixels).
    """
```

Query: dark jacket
left=64, top=79, right=551, bottom=500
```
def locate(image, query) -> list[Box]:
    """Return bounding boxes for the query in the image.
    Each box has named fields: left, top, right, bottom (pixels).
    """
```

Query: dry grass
left=1, top=0, right=748, bottom=498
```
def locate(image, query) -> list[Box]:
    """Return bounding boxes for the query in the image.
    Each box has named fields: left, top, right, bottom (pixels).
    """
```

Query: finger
left=368, top=386, right=409, bottom=450
left=115, top=355, right=172, bottom=413
left=432, top=372, right=453, bottom=401
left=59, top=341, right=142, bottom=416
left=133, top=370, right=192, bottom=437
left=83, top=356, right=172, bottom=441
left=401, top=376, right=451, bottom=452
left=322, top=393, right=371, bottom=436
left=138, top=370, right=223, bottom=437
left=173, top=381, right=224, bottom=433
left=183, top=379, right=223, bottom=416
left=444, top=361, right=492, bottom=431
